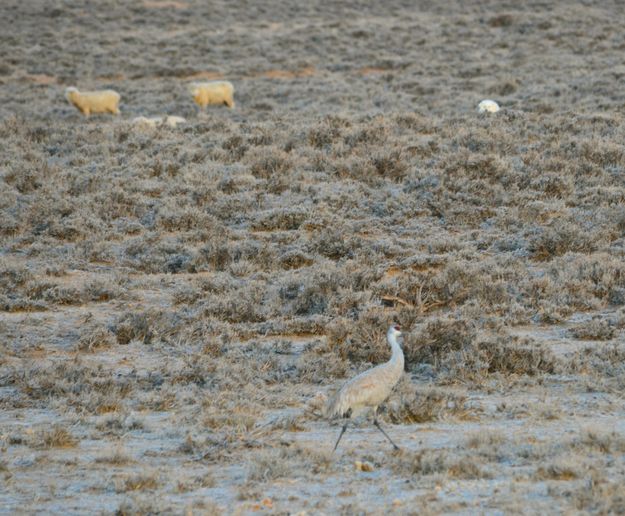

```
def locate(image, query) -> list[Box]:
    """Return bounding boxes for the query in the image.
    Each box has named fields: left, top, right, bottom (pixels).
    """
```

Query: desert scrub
left=571, top=429, right=625, bottom=454
left=403, top=321, right=555, bottom=381
left=307, top=116, right=348, bottom=149
left=113, top=309, right=182, bottom=344
left=30, top=425, right=78, bottom=449
left=296, top=350, right=349, bottom=383
left=246, top=446, right=332, bottom=483
left=403, top=317, right=476, bottom=367
left=566, top=343, right=625, bottom=383
left=528, top=219, right=599, bottom=260
left=200, top=281, right=267, bottom=323
left=278, top=267, right=348, bottom=317
left=246, top=146, right=292, bottom=179
left=251, top=207, right=309, bottom=231
left=113, top=471, right=161, bottom=492
left=390, top=449, right=490, bottom=479
left=387, top=387, right=469, bottom=424
left=377, top=258, right=519, bottom=314
left=534, top=459, right=581, bottom=481
left=567, top=318, right=615, bottom=340
left=76, top=325, right=117, bottom=351
left=94, top=447, right=134, bottom=465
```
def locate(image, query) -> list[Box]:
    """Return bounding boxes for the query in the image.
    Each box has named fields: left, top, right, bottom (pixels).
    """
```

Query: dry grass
left=2, top=0, right=625, bottom=512
left=30, top=426, right=78, bottom=449
left=113, top=471, right=161, bottom=493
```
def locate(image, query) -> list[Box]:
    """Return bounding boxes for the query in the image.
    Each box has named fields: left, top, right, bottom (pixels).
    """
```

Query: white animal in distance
left=478, top=99, right=500, bottom=113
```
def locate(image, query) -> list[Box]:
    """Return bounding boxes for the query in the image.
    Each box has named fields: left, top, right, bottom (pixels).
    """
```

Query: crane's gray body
left=326, top=326, right=404, bottom=420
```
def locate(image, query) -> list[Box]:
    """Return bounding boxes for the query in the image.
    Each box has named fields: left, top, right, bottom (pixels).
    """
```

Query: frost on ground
left=2, top=0, right=625, bottom=514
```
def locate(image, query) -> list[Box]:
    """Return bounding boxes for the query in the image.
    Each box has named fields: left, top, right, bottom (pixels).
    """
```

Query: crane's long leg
left=373, top=419, right=400, bottom=450
left=333, top=423, right=349, bottom=452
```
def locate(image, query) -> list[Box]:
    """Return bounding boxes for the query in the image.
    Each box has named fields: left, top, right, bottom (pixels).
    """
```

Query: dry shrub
left=278, top=249, right=314, bottom=270
left=528, top=220, right=598, bottom=261
left=329, top=310, right=395, bottom=364
left=21, top=277, right=121, bottom=306
left=156, top=207, right=214, bottom=232
left=246, top=449, right=293, bottom=482
left=580, top=140, right=624, bottom=167
left=201, top=282, right=267, bottom=323
left=391, top=449, right=488, bottom=479
left=96, top=414, right=144, bottom=436
left=113, top=309, right=181, bottom=344
left=369, top=150, right=409, bottom=181
left=279, top=268, right=346, bottom=317
left=535, top=460, right=580, bottom=481
left=567, top=319, right=615, bottom=340
left=387, top=387, right=469, bottom=424
left=403, top=318, right=476, bottom=366
left=251, top=208, right=309, bottom=231
left=488, top=13, right=514, bottom=27
left=247, top=147, right=292, bottom=179
left=113, top=471, right=161, bottom=492
left=193, top=242, right=232, bottom=271
left=31, top=425, right=78, bottom=449
left=76, top=325, right=117, bottom=351
left=0, top=264, right=32, bottom=291
left=447, top=458, right=491, bottom=480
left=309, top=229, right=360, bottom=260
left=573, top=469, right=625, bottom=513
left=572, top=429, right=625, bottom=454
left=9, top=360, right=134, bottom=413
left=94, top=448, right=134, bottom=465
left=114, top=498, right=193, bottom=516
left=204, top=412, right=257, bottom=433
left=567, top=343, right=625, bottom=380
left=307, top=117, right=346, bottom=149
left=475, top=335, right=557, bottom=376
left=246, top=445, right=332, bottom=483
left=175, top=473, right=216, bottom=492
left=465, top=431, right=507, bottom=449
left=297, top=350, right=349, bottom=383
left=405, top=319, right=555, bottom=380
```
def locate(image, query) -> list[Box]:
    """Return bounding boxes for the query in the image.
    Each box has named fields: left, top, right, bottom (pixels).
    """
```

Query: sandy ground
left=2, top=0, right=625, bottom=514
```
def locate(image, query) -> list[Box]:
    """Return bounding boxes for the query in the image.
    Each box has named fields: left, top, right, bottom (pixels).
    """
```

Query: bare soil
left=2, top=0, right=625, bottom=514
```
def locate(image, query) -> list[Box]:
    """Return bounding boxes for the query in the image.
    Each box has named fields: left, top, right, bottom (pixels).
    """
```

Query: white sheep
left=189, top=81, right=235, bottom=109
left=65, top=87, right=121, bottom=116
left=165, top=115, right=186, bottom=127
left=478, top=99, right=500, bottom=113
left=132, top=116, right=162, bottom=127
left=132, top=115, right=187, bottom=129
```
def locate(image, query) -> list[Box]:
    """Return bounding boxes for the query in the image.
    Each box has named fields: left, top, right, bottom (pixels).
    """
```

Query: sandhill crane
left=325, top=324, right=404, bottom=451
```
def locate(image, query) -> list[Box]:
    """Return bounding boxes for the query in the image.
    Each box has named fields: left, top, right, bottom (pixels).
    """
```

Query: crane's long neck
left=388, top=333, right=404, bottom=369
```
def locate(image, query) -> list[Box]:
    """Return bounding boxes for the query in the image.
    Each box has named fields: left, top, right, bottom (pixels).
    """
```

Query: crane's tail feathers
left=324, top=393, right=341, bottom=419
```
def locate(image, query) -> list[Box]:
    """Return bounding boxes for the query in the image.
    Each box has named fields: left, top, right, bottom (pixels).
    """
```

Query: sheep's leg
left=333, top=422, right=349, bottom=452
left=373, top=419, right=400, bottom=450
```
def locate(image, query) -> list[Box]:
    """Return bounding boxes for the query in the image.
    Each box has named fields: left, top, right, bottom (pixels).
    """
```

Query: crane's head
left=388, top=323, right=402, bottom=342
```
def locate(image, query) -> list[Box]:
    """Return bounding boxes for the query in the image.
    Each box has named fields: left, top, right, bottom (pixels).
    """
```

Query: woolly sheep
left=132, top=116, right=162, bottom=127
left=132, top=115, right=187, bottom=128
left=65, top=87, right=121, bottom=116
left=164, top=115, right=186, bottom=127
left=478, top=99, right=500, bottom=113
left=189, top=81, right=235, bottom=109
